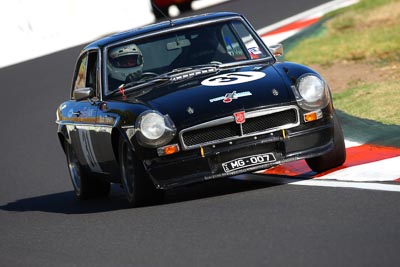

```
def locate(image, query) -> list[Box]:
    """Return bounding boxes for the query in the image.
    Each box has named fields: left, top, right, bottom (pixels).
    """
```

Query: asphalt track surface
left=1, top=0, right=399, bottom=266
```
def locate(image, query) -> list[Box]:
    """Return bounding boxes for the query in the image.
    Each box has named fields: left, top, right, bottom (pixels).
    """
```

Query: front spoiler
left=145, top=121, right=334, bottom=189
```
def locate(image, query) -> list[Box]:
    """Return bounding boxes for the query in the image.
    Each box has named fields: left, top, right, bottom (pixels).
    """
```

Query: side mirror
left=74, top=87, right=94, bottom=101
left=269, top=44, right=284, bottom=57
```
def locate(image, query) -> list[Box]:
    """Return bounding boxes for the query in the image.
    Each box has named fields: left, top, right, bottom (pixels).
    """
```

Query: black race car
left=56, top=12, right=346, bottom=206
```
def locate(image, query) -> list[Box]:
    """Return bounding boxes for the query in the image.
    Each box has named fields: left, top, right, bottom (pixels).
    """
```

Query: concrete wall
left=0, top=0, right=155, bottom=68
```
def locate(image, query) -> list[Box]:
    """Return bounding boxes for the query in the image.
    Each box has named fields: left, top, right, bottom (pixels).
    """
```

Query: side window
left=231, top=21, right=267, bottom=60
left=86, top=51, right=98, bottom=93
left=72, top=51, right=99, bottom=99
left=73, top=54, right=87, bottom=91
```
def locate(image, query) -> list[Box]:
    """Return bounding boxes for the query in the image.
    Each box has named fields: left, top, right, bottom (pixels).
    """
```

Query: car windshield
left=105, top=19, right=271, bottom=94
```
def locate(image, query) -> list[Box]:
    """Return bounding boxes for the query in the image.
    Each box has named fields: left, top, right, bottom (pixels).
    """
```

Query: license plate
left=222, top=153, right=276, bottom=173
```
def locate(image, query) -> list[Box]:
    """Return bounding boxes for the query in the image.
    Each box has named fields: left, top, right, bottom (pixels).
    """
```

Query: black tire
left=306, top=115, right=346, bottom=172
left=119, top=139, right=164, bottom=207
left=65, top=141, right=111, bottom=200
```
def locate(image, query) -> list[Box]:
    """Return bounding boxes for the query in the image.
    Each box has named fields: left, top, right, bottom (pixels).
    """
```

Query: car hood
left=128, top=65, right=294, bottom=128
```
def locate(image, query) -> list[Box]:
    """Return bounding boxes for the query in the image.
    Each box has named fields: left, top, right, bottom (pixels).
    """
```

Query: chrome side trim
left=179, top=105, right=300, bottom=150
left=55, top=121, right=114, bottom=129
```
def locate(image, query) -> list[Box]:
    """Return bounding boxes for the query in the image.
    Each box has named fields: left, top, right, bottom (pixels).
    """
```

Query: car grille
left=179, top=106, right=300, bottom=150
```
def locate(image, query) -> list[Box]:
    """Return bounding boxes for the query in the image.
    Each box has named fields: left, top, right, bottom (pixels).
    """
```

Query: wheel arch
left=57, top=124, right=70, bottom=154
left=111, top=127, right=135, bottom=164
left=111, top=128, right=122, bottom=164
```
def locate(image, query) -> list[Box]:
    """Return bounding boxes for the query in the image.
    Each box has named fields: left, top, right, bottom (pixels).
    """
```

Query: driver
left=107, top=43, right=143, bottom=90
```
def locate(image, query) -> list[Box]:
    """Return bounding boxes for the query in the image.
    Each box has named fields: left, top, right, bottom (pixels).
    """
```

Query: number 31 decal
left=201, top=71, right=265, bottom=86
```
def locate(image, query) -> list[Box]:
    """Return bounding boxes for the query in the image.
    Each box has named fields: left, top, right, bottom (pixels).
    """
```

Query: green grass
left=333, top=81, right=400, bottom=125
left=286, top=0, right=400, bottom=65
left=284, top=0, right=400, bottom=125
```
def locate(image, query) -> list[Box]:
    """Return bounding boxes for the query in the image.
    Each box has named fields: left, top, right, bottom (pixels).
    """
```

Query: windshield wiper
left=108, top=63, right=220, bottom=97
left=162, top=63, right=220, bottom=82
left=167, top=63, right=220, bottom=74
left=108, top=76, right=170, bottom=97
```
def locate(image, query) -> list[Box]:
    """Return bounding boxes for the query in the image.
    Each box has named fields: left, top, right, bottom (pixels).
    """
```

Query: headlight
left=136, top=110, right=176, bottom=148
left=295, top=74, right=330, bottom=110
left=298, top=75, right=325, bottom=102
left=140, top=112, right=166, bottom=140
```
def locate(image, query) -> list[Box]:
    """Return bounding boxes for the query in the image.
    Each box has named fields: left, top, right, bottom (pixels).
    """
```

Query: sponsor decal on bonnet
left=209, top=91, right=252, bottom=103
left=202, top=71, right=265, bottom=86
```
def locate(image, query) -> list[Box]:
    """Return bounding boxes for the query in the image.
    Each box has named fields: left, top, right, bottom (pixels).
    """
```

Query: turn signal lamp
left=157, top=144, right=180, bottom=156
left=304, top=110, right=323, bottom=122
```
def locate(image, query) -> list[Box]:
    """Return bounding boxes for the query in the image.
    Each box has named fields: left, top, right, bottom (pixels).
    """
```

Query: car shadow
left=0, top=186, right=127, bottom=214
left=163, top=176, right=276, bottom=205
left=0, top=175, right=285, bottom=214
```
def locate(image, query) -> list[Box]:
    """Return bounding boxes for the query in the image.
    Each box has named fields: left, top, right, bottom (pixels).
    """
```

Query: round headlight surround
left=135, top=110, right=176, bottom=148
left=139, top=112, right=166, bottom=140
left=296, top=74, right=330, bottom=110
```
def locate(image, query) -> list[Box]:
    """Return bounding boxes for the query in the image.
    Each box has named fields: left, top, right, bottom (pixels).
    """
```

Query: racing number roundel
left=201, top=71, right=265, bottom=86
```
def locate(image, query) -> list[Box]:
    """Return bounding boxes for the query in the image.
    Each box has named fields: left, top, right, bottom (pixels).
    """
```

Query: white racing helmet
left=107, top=43, right=143, bottom=81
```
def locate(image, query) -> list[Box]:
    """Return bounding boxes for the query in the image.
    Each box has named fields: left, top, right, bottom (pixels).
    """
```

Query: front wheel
left=65, top=141, right=110, bottom=199
left=119, top=139, right=164, bottom=207
left=306, top=115, right=346, bottom=172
